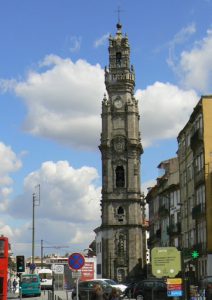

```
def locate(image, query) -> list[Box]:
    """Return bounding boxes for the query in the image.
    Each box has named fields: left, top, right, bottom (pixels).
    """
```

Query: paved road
left=7, top=290, right=72, bottom=300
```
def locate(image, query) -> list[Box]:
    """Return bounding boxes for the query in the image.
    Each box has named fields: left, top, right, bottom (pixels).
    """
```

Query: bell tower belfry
left=95, top=23, right=145, bottom=282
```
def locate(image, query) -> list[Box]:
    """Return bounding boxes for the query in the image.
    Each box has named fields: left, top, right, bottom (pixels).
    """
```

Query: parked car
left=19, top=274, right=41, bottom=297
left=71, top=280, right=112, bottom=300
left=132, top=279, right=168, bottom=300
left=95, top=279, right=127, bottom=294
left=123, top=281, right=138, bottom=298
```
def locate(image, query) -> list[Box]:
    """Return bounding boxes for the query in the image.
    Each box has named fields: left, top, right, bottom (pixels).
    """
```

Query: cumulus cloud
left=0, top=142, right=22, bottom=210
left=4, top=160, right=101, bottom=256
left=178, top=29, right=212, bottom=93
left=0, top=55, right=200, bottom=151
left=136, top=82, right=199, bottom=147
left=7, top=55, right=105, bottom=150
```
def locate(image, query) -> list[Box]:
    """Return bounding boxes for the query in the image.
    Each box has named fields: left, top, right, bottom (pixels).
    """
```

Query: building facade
left=146, top=158, right=181, bottom=251
left=95, top=23, right=146, bottom=282
left=147, top=95, right=212, bottom=282
left=178, top=95, right=212, bottom=280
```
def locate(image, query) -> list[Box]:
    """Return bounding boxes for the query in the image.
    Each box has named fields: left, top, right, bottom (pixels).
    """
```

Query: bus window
left=0, top=241, right=4, bottom=257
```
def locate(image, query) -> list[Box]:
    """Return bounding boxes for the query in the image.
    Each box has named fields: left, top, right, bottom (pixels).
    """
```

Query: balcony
left=194, top=168, right=205, bottom=186
left=192, top=203, right=205, bottom=220
left=167, top=223, right=181, bottom=236
left=158, top=205, right=169, bottom=218
left=190, top=128, right=203, bottom=151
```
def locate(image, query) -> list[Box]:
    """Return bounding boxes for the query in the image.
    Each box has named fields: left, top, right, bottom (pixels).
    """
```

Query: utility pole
left=41, top=239, right=44, bottom=268
left=40, top=242, right=69, bottom=267
left=32, top=184, right=40, bottom=267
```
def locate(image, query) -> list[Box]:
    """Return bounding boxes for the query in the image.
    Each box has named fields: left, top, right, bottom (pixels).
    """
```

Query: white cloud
left=167, top=23, right=196, bottom=68
left=0, top=55, right=200, bottom=151
left=0, top=142, right=22, bottom=208
left=4, top=160, right=101, bottom=256
left=136, top=82, right=199, bottom=147
left=11, top=55, right=105, bottom=150
left=94, top=33, right=110, bottom=48
left=178, top=29, right=212, bottom=93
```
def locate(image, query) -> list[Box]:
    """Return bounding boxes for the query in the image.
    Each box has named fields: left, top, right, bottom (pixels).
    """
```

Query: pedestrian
left=205, top=283, right=212, bottom=300
left=7, top=278, right=12, bottom=292
left=91, top=284, right=108, bottom=300
left=12, top=278, right=17, bottom=293
left=109, top=287, right=120, bottom=300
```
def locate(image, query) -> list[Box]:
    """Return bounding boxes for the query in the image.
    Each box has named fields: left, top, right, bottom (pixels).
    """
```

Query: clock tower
left=95, top=23, right=145, bottom=281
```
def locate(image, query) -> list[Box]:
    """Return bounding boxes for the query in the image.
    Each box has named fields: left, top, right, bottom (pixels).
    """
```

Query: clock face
left=114, top=98, right=123, bottom=109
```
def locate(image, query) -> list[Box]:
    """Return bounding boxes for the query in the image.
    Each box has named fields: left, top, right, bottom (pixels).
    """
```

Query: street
left=7, top=290, right=72, bottom=300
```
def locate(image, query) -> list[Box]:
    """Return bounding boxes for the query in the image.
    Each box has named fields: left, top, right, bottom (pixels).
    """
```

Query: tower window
left=117, top=206, right=124, bottom=222
left=116, top=52, right=122, bottom=66
left=116, top=166, right=125, bottom=187
left=117, top=206, right=124, bottom=215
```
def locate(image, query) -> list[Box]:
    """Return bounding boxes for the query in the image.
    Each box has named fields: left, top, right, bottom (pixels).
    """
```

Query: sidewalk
left=7, top=291, right=19, bottom=299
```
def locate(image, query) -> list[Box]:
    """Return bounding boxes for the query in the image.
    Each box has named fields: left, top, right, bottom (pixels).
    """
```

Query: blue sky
left=0, top=0, right=212, bottom=258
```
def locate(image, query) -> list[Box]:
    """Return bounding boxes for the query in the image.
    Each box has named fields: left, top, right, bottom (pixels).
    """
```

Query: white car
left=95, top=278, right=127, bottom=293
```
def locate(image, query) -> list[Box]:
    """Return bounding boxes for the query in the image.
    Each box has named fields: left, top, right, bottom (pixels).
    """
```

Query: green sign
left=151, top=247, right=181, bottom=278
left=191, top=250, right=199, bottom=259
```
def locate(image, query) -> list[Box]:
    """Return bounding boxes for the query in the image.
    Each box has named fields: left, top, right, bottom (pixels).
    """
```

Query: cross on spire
left=115, top=6, right=124, bottom=23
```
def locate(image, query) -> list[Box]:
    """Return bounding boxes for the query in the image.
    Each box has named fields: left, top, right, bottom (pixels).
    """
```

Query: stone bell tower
left=95, top=22, right=145, bottom=282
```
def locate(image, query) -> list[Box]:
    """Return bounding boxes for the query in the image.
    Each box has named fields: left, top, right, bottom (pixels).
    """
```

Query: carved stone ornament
left=113, top=136, right=125, bottom=153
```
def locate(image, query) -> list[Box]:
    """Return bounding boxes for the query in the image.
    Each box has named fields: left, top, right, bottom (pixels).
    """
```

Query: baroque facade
left=95, top=23, right=146, bottom=282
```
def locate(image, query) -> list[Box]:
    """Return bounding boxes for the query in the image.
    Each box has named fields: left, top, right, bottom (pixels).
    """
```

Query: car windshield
left=104, top=279, right=118, bottom=285
left=22, top=276, right=38, bottom=283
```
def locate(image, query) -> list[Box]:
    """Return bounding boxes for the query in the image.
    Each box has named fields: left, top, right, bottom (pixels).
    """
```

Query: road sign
left=167, top=277, right=183, bottom=297
left=68, top=253, right=85, bottom=270
left=151, top=247, right=181, bottom=278
left=167, top=284, right=182, bottom=290
left=167, top=290, right=183, bottom=297
left=29, top=263, right=36, bottom=271
left=52, top=264, right=64, bottom=274
left=167, top=278, right=182, bottom=284
left=72, top=270, right=82, bottom=278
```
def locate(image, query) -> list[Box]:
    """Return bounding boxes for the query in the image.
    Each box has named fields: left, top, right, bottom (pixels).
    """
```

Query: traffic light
left=16, top=255, right=25, bottom=272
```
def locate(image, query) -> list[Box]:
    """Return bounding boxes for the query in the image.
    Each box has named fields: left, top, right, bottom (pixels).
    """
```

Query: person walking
left=91, top=284, right=108, bottom=300
left=109, top=287, right=120, bottom=300
left=12, top=278, right=18, bottom=293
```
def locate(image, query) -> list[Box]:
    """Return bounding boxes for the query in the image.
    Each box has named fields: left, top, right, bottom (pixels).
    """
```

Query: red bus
left=0, top=236, right=9, bottom=300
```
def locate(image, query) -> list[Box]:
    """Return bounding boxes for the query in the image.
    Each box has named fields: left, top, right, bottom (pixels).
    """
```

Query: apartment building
left=147, top=95, right=212, bottom=282
left=177, top=95, right=212, bottom=279
left=146, top=158, right=181, bottom=250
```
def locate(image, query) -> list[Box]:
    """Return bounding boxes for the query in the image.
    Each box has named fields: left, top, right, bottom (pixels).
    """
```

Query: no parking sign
left=68, top=253, right=85, bottom=270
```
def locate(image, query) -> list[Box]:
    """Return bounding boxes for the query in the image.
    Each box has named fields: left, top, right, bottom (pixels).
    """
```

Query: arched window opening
left=118, top=206, right=124, bottom=215
left=117, top=206, right=124, bottom=222
left=116, top=166, right=125, bottom=188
